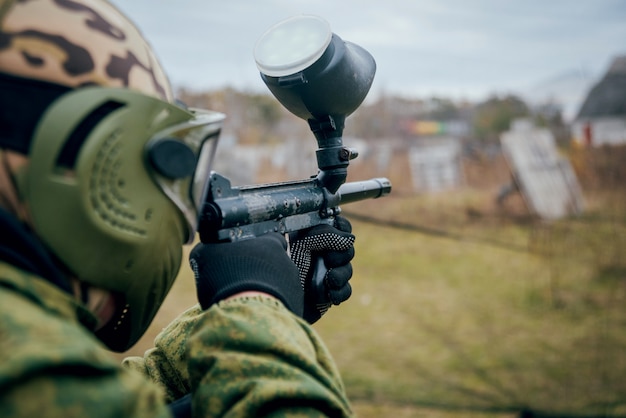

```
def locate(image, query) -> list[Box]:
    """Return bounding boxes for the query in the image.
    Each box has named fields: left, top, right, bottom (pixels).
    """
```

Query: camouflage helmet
left=0, top=0, right=173, bottom=101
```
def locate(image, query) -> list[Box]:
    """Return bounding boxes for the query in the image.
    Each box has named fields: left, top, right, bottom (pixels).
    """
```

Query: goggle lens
left=147, top=109, right=225, bottom=243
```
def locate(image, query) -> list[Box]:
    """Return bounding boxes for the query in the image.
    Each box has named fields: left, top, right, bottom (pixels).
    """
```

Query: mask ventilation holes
left=62, top=100, right=146, bottom=237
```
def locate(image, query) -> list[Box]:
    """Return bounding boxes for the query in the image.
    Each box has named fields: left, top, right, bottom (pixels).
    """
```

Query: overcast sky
left=111, top=1, right=626, bottom=119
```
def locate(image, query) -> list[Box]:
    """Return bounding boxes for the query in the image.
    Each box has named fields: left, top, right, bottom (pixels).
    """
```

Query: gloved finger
left=292, top=221, right=354, bottom=240
left=325, top=264, right=353, bottom=290
left=308, top=223, right=354, bottom=240
left=262, top=231, right=289, bottom=251
left=190, top=242, right=217, bottom=266
left=321, top=247, right=355, bottom=268
left=334, top=215, right=353, bottom=233
left=328, top=282, right=352, bottom=305
left=190, top=232, right=288, bottom=262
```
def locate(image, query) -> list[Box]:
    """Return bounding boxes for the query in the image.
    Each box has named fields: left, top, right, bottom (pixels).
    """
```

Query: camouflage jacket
left=0, top=262, right=353, bottom=417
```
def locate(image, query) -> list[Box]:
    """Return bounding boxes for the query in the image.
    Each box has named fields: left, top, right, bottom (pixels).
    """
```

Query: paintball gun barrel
left=198, top=173, right=391, bottom=243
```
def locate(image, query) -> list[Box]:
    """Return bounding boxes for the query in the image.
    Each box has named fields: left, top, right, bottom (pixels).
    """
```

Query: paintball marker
left=198, top=14, right=391, bottom=252
left=167, top=15, right=391, bottom=417
left=197, top=15, right=391, bottom=244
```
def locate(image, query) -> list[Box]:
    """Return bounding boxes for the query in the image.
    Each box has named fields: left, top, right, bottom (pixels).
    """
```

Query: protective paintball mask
left=21, top=87, right=224, bottom=351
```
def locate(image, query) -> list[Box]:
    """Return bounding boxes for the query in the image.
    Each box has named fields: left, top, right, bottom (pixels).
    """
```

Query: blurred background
left=110, top=2, right=626, bottom=417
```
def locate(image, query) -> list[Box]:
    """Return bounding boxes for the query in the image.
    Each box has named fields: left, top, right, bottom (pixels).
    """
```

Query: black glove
left=189, top=233, right=304, bottom=316
left=289, top=216, right=355, bottom=324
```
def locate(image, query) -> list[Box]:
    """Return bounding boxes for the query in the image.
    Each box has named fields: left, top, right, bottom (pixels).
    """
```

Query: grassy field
left=118, top=188, right=626, bottom=417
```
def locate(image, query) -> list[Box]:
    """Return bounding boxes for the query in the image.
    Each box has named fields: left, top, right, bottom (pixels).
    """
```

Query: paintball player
left=0, top=0, right=357, bottom=416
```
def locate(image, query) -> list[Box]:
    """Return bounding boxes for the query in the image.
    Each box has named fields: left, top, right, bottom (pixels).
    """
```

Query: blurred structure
left=499, top=119, right=585, bottom=220
left=400, top=118, right=468, bottom=193
left=571, top=55, right=626, bottom=147
left=408, top=137, right=463, bottom=193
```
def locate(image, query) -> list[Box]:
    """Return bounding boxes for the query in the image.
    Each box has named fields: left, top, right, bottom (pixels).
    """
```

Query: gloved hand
left=189, top=233, right=303, bottom=316
left=289, top=216, right=356, bottom=324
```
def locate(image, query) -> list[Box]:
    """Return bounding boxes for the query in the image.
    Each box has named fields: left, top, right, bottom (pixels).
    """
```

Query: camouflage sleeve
left=123, top=296, right=353, bottom=416
left=187, top=295, right=353, bottom=417
left=123, top=305, right=204, bottom=403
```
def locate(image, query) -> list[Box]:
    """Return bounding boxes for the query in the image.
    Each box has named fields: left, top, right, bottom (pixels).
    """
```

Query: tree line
left=177, top=87, right=569, bottom=146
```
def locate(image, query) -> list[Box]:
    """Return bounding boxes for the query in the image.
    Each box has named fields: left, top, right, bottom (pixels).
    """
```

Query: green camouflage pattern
left=186, top=296, right=354, bottom=417
left=0, top=261, right=353, bottom=417
left=123, top=305, right=202, bottom=403
left=0, top=0, right=173, bottom=101
left=0, top=261, right=171, bottom=418
left=125, top=296, right=354, bottom=417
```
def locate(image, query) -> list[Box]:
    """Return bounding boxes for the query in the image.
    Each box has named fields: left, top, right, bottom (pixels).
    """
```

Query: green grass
left=120, top=190, right=626, bottom=417
left=315, top=193, right=626, bottom=417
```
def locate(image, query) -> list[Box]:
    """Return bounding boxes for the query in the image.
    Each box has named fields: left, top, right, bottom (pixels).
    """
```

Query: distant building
left=408, top=136, right=463, bottom=193
left=571, top=55, right=626, bottom=147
